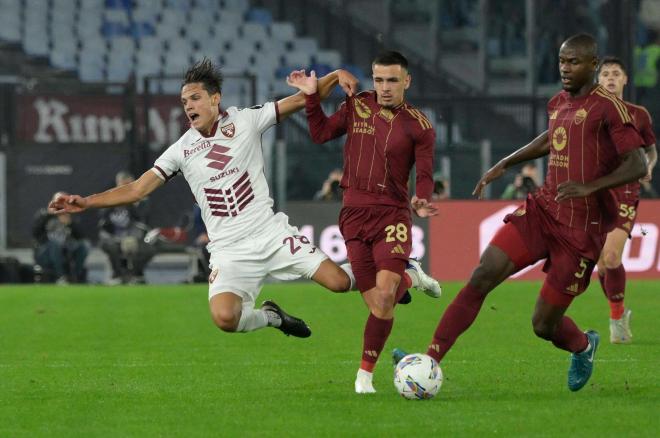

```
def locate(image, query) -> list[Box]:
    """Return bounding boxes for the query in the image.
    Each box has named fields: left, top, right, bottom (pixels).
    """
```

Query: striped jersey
left=152, top=102, right=280, bottom=250
left=305, top=90, right=435, bottom=208
left=612, top=102, right=656, bottom=203
left=535, top=85, right=644, bottom=233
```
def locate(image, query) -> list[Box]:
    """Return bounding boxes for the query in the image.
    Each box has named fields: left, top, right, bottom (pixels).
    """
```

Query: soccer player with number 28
left=289, top=51, right=442, bottom=394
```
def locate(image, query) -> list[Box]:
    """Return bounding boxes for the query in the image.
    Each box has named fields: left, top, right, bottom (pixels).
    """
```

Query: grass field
left=1, top=280, right=658, bottom=437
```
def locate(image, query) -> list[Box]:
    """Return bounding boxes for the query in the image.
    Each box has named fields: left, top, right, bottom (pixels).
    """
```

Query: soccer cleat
left=568, top=330, right=600, bottom=392
left=354, top=369, right=376, bottom=394
left=260, top=300, right=311, bottom=338
left=610, top=308, right=632, bottom=344
left=406, top=259, right=442, bottom=298
left=392, top=348, right=408, bottom=366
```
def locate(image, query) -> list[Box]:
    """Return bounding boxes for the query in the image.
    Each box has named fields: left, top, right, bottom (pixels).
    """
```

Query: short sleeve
left=241, top=101, right=278, bottom=134
left=152, top=141, right=182, bottom=181
left=603, top=99, right=644, bottom=155
left=638, top=108, right=657, bottom=146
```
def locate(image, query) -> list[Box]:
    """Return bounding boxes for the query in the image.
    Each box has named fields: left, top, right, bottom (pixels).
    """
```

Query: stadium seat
left=246, top=8, right=273, bottom=26
left=269, top=22, right=296, bottom=43
left=0, top=1, right=21, bottom=43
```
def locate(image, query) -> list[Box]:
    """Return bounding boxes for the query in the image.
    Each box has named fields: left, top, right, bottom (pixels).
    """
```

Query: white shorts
left=208, top=212, right=328, bottom=306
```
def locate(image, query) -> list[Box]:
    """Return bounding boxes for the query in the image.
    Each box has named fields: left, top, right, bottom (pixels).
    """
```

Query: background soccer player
left=288, top=51, right=442, bottom=394
left=49, top=58, right=362, bottom=339
left=597, top=56, right=657, bottom=344
left=395, top=34, right=647, bottom=392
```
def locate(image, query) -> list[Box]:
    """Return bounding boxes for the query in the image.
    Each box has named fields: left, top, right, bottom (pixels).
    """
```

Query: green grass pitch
left=1, top=280, right=658, bottom=437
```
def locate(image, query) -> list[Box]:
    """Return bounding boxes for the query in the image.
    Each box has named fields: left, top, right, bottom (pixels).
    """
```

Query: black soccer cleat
left=261, top=300, right=312, bottom=338
left=397, top=290, right=412, bottom=305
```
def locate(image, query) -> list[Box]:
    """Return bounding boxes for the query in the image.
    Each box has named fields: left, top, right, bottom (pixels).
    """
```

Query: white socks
left=236, top=308, right=270, bottom=332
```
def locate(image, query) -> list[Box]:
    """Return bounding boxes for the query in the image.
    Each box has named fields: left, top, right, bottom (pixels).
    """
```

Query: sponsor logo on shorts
left=391, top=244, right=405, bottom=254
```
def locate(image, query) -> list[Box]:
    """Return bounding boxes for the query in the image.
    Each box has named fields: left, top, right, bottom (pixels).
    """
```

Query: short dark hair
left=372, top=51, right=409, bottom=69
left=182, top=57, right=223, bottom=95
left=563, top=33, right=598, bottom=58
left=599, top=55, right=627, bottom=75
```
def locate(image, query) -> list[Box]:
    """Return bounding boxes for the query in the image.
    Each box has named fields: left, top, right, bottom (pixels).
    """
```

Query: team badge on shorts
left=221, top=123, right=235, bottom=138
left=208, top=268, right=219, bottom=284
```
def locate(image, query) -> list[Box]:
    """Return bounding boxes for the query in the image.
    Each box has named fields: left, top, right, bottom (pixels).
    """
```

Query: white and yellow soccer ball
left=393, top=353, right=443, bottom=400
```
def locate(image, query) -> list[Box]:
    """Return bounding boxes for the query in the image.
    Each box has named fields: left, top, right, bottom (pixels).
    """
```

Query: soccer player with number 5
left=394, top=34, right=648, bottom=392
left=289, top=51, right=442, bottom=393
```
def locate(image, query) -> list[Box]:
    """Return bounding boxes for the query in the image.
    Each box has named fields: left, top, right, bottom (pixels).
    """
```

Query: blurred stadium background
left=1, top=0, right=659, bottom=284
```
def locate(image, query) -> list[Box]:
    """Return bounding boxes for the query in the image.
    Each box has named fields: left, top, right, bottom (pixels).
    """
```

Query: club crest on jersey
left=220, top=123, right=235, bottom=138
left=354, top=98, right=372, bottom=119
left=552, top=126, right=567, bottom=151
left=574, top=108, right=587, bottom=125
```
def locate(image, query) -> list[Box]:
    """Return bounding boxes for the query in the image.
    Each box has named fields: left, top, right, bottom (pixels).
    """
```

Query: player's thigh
left=545, top=246, right=595, bottom=303
left=311, top=259, right=350, bottom=292
left=345, top=239, right=378, bottom=292
left=267, top=225, right=329, bottom=282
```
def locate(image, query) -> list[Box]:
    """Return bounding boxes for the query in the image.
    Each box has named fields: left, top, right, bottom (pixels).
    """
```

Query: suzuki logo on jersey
left=220, top=123, right=235, bottom=138
left=206, top=144, right=233, bottom=171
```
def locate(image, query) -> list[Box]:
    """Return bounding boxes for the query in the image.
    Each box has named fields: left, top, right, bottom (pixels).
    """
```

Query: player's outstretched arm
left=48, top=170, right=164, bottom=215
left=556, top=148, right=647, bottom=201
left=473, top=130, right=549, bottom=198
left=278, top=69, right=358, bottom=120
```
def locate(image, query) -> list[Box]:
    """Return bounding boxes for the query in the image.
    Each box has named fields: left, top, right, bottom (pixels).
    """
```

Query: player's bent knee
left=369, top=289, right=396, bottom=317
left=210, top=309, right=240, bottom=332
left=531, top=319, right=555, bottom=340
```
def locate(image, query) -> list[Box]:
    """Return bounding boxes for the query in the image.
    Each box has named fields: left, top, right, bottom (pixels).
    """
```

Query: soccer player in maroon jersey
left=597, top=56, right=657, bottom=344
left=394, top=34, right=648, bottom=392
left=287, top=51, right=442, bottom=393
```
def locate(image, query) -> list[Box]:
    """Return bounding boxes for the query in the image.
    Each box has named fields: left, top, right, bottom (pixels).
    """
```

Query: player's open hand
left=337, top=69, right=359, bottom=97
left=411, top=196, right=438, bottom=217
left=473, top=162, right=506, bottom=199
left=286, top=69, right=318, bottom=95
left=48, top=194, right=88, bottom=214
left=555, top=181, right=594, bottom=202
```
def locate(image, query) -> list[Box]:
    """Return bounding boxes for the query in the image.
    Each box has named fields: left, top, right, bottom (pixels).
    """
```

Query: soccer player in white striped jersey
left=49, top=58, right=438, bottom=340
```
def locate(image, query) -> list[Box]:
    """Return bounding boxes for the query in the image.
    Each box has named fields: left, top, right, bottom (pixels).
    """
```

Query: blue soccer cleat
left=568, top=330, right=600, bottom=392
left=392, top=348, right=408, bottom=366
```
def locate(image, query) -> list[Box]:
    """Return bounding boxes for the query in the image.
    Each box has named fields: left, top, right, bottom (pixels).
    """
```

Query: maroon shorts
left=339, top=205, right=411, bottom=292
left=613, top=198, right=639, bottom=236
left=491, top=196, right=605, bottom=299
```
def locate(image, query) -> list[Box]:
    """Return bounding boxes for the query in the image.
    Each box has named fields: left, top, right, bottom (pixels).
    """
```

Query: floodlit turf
left=1, top=280, right=658, bottom=437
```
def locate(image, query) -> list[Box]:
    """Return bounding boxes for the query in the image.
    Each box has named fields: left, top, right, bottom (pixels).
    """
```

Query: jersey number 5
left=385, top=223, right=408, bottom=243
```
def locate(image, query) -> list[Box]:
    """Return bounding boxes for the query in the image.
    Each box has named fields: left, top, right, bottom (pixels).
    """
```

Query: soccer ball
left=393, top=353, right=443, bottom=400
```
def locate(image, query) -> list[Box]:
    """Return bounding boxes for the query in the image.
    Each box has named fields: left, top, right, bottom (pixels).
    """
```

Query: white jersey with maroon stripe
left=152, top=102, right=278, bottom=251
